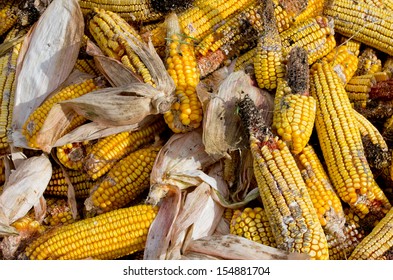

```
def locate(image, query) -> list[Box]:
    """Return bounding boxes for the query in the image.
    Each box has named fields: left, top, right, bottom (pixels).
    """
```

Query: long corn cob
left=0, top=0, right=18, bottom=37
left=84, top=119, right=165, bottom=180
left=310, top=60, right=391, bottom=217
left=238, top=95, right=328, bottom=260
left=88, top=8, right=154, bottom=85
left=78, top=0, right=164, bottom=22
left=324, top=0, right=393, bottom=56
left=88, top=145, right=161, bottom=213
left=25, top=204, right=159, bottom=260
left=22, top=78, right=102, bottom=149
left=230, top=207, right=277, bottom=247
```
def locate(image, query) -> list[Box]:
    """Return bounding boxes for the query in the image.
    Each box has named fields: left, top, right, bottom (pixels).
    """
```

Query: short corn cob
left=280, top=16, right=336, bottom=65
left=295, top=144, right=346, bottom=238
left=238, top=95, right=329, bottom=260
left=78, top=0, right=164, bottom=22
left=349, top=207, right=393, bottom=259
left=355, top=48, right=382, bottom=76
left=163, top=14, right=202, bottom=133
left=293, top=0, right=326, bottom=24
left=25, top=204, right=159, bottom=260
left=88, top=145, right=161, bottom=213
left=272, top=47, right=316, bottom=155
left=345, top=74, right=376, bottom=107
left=84, top=119, right=165, bottom=180
left=22, top=78, right=102, bottom=149
left=230, top=207, right=277, bottom=247
left=340, top=37, right=361, bottom=57
left=45, top=167, right=94, bottom=199
left=88, top=8, right=154, bottom=85
left=254, top=0, right=285, bottom=91
left=56, top=141, right=91, bottom=171
left=353, top=109, right=391, bottom=169
left=324, top=0, right=393, bottom=56
left=0, top=0, right=18, bottom=37
left=322, top=45, right=359, bottom=85
left=43, top=198, right=79, bottom=227
left=74, top=59, right=100, bottom=77
left=310, top=60, right=391, bottom=216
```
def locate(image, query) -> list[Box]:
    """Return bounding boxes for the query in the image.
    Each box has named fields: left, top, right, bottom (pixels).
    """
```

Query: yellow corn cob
left=353, top=109, right=391, bottom=169
left=234, top=47, right=257, bottom=71
left=11, top=216, right=46, bottom=235
left=56, top=141, right=92, bottom=171
left=230, top=207, right=277, bottom=247
left=254, top=0, right=285, bottom=91
left=355, top=48, right=382, bottom=76
left=324, top=0, right=393, bottom=56
left=84, top=119, right=165, bottom=180
left=163, top=14, right=202, bottom=133
left=25, top=204, right=159, bottom=260
left=280, top=16, right=336, bottom=65
left=293, top=0, right=326, bottom=24
left=238, top=95, right=328, bottom=260
left=22, top=79, right=102, bottom=149
left=43, top=198, right=79, bottom=227
left=349, top=207, right=393, bottom=259
left=78, top=0, right=164, bottom=22
left=89, top=145, right=161, bottom=213
left=88, top=8, right=154, bottom=86
left=272, top=47, right=316, bottom=155
left=74, top=59, right=100, bottom=77
left=345, top=74, right=376, bottom=107
left=0, top=0, right=18, bottom=37
left=323, top=45, right=359, bottom=85
left=340, top=37, right=361, bottom=57
left=310, top=60, right=391, bottom=217
left=295, top=144, right=346, bottom=238
left=45, top=167, right=94, bottom=199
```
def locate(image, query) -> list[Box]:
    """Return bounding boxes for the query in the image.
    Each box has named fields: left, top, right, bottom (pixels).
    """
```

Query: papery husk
left=180, top=252, right=222, bottom=260
left=203, top=71, right=274, bottom=160
left=185, top=234, right=310, bottom=260
left=0, top=154, right=52, bottom=236
left=12, top=0, right=84, bottom=136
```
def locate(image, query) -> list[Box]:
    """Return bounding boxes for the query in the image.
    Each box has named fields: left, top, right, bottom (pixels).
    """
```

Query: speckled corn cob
left=43, top=198, right=79, bottom=227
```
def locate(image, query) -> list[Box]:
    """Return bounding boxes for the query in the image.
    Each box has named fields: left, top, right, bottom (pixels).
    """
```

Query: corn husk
left=12, top=0, right=84, bottom=139
left=0, top=154, right=52, bottom=236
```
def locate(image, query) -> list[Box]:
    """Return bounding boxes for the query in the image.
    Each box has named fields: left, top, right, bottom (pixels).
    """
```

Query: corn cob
left=25, top=204, right=159, bottom=260
left=163, top=14, right=202, bottom=133
left=322, top=45, right=359, bottom=85
left=88, top=145, right=161, bottom=213
left=22, top=79, right=102, bottom=149
left=293, top=0, right=326, bottom=24
left=272, top=47, right=316, bottom=155
left=230, top=207, right=277, bottom=247
left=349, top=207, right=393, bottom=259
left=56, top=141, right=91, bottom=171
left=234, top=47, right=257, bottom=71
left=0, top=0, right=18, bottom=37
left=11, top=216, right=46, bottom=235
left=43, top=198, right=79, bottom=227
left=45, top=167, right=94, bottom=199
left=345, top=74, right=376, bottom=107
left=280, top=16, right=336, bottom=65
left=84, top=119, right=165, bottom=180
left=88, top=8, right=154, bottom=85
left=78, top=0, right=164, bottom=23
left=324, top=0, right=393, bottom=56
left=238, top=95, right=328, bottom=260
left=254, top=0, right=285, bottom=91
left=355, top=48, right=382, bottom=76
left=74, top=59, right=100, bottom=77
left=310, top=60, right=391, bottom=217
left=339, top=37, right=361, bottom=57
left=353, top=109, right=391, bottom=169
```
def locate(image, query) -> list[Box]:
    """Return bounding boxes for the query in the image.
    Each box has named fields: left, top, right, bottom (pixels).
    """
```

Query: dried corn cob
left=74, top=59, right=100, bottom=77
left=88, top=8, right=154, bottom=85
left=22, top=78, right=102, bottom=149
left=345, top=74, right=376, bottom=107
left=349, top=207, right=393, bottom=259
left=230, top=207, right=277, bottom=247
left=11, top=216, right=46, bottom=235
left=324, top=0, right=393, bottom=56
left=310, top=60, right=391, bottom=217
left=293, top=0, right=326, bottom=24
left=340, top=37, right=361, bottom=57
left=84, top=119, right=165, bottom=180
left=238, top=95, right=328, bottom=260
left=43, top=198, right=79, bottom=227
left=355, top=48, right=382, bottom=76
left=45, top=167, right=94, bottom=199
left=163, top=14, right=202, bottom=133
left=79, top=0, right=164, bottom=22
left=88, top=145, right=161, bottom=213
left=56, top=141, right=91, bottom=171
left=24, top=204, right=159, bottom=260
left=353, top=109, right=391, bottom=169
left=322, top=45, right=359, bottom=85
left=280, top=16, right=336, bottom=65
left=272, top=47, right=316, bottom=155
left=254, top=0, right=285, bottom=91
left=0, top=0, right=18, bottom=37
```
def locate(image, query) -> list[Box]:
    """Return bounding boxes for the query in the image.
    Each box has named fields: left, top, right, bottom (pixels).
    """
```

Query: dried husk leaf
left=12, top=0, right=84, bottom=134
left=0, top=154, right=52, bottom=234
left=180, top=252, right=222, bottom=260
left=185, top=234, right=310, bottom=260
